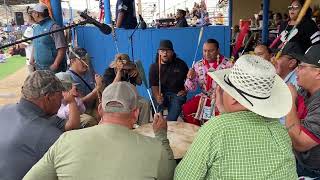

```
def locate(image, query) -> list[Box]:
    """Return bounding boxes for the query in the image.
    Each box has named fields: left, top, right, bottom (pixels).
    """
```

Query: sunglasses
left=288, top=5, right=300, bottom=11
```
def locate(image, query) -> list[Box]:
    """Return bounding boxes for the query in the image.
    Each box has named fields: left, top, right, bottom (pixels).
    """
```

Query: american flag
left=99, top=0, right=105, bottom=22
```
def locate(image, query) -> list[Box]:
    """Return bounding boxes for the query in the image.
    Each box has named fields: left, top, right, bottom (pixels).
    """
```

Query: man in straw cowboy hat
left=285, top=44, right=320, bottom=178
left=175, top=55, right=298, bottom=179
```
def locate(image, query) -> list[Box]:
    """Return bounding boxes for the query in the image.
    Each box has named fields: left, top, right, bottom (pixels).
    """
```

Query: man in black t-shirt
left=115, top=0, right=137, bottom=29
left=149, top=40, right=189, bottom=121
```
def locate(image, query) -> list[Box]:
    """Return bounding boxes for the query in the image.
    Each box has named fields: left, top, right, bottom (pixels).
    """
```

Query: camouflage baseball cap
left=21, top=70, right=65, bottom=99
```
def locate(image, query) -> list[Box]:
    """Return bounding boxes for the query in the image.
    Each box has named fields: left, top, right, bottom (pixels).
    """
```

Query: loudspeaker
left=15, top=12, right=24, bottom=26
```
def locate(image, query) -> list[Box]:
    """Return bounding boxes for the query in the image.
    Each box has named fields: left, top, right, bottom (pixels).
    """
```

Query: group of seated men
left=0, top=37, right=319, bottom=179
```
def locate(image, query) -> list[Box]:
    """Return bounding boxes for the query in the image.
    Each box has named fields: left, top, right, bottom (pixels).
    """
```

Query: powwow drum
left=133, top=121, right=200, bottom=159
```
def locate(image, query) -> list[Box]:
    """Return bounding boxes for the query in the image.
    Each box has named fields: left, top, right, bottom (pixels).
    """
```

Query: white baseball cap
left=31, top=3, right=48, bottom=13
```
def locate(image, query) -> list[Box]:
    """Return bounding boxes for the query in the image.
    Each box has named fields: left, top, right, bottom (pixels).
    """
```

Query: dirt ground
left=0, top=66, right=27, bottom=105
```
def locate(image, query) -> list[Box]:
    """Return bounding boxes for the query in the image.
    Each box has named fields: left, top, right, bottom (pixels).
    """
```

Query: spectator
left=115, top=0, right=138, bottom=29
left=30, top=3, right=67, bottom=72
left=278, top=0, right=320, bottom=51
left=175, top=9, right=188, bottom=28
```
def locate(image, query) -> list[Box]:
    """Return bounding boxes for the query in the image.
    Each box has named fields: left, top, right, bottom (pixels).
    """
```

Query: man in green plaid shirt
left=175, top=55, right=298, bottom=179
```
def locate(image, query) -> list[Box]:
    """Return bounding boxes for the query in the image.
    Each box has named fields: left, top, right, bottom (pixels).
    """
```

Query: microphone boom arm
left=0, top=21, right=87, bottom=50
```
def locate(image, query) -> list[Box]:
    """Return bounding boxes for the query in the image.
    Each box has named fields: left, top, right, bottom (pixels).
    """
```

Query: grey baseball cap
left=102, top=82, right=138, bottom=113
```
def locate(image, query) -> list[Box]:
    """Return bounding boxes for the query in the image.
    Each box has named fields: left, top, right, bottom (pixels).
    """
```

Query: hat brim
left=208, top=69, right=292, bottom=118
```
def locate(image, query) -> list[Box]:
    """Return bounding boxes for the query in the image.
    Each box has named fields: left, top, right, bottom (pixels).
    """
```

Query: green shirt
left=174, top=111, right=298, bottom=180
left=23, top=124, right=176, bottom=180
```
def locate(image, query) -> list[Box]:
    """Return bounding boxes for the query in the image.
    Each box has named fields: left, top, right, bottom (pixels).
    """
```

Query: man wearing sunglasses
left=286, top=44, right=320, bottom=178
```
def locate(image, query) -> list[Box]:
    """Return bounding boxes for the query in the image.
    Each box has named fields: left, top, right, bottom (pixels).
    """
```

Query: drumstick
left=158, top=53, right=161, bottom=94
left=275, top=0, right=313, bottom=60
left=192, top=27, right=204, bottom=67
left=111, top=24, right=120, bottom=54
left=147, top=89, right=157, bottom=113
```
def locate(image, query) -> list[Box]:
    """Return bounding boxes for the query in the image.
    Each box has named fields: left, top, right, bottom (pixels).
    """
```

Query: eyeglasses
left=297, top=64, right=320, bottom=69
left=288, top=5, right=300, bottom=11
left=159, top=49, right=173, bottom=53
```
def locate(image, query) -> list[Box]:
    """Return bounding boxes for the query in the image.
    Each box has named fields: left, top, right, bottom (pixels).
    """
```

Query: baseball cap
left=158, top=40, right=174, bottom=50
left=22, top=70, right=65, bottom=99
left=102, top=82, right=138, bottom=113
left=55, top=72, right=77, bottom=90
left=30, top=3, right=48, bottom=13
left=292, top=44, right=320, bottom=67
left=69, top=47, right=89, bottom=66
left=276, top=42, right=304, bottom=61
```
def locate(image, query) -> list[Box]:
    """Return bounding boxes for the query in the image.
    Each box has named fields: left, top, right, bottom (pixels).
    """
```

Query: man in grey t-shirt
left=286, top=44, right=320, bottom=178
left=0, top=71, right=65, bottom=180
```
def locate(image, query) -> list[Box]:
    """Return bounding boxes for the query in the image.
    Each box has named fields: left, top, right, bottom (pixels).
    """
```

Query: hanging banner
left=39, top=0, right=53, bottom=18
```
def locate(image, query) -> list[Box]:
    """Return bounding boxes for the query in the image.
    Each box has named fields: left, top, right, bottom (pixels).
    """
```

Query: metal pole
left=262, top=0, right=270, bottom=44
left=158, top=0, right=160, bottom=18
left=4, top=0, right=8, bottom=25
left=163, top=0, right=165, bottom=17
left=104, top=0, right=111, bottom=24
left=228, top=0, right=232, bottom=27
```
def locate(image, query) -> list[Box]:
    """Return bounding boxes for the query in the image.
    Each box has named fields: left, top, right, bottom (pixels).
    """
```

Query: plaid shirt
left=174, top=111, right=298, bottom=180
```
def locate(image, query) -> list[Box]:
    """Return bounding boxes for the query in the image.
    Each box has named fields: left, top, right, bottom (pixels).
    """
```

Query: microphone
left=139, top=14, right=147, bottom=30
left=79, top=11, right=112, bottom=35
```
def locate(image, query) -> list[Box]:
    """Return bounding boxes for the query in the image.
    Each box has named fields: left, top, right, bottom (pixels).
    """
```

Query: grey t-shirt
left=295, top=89, right=320, bottom=170
left=0, top=99, right=64, bottom=180
left=50, top=23, right=67, bottom=49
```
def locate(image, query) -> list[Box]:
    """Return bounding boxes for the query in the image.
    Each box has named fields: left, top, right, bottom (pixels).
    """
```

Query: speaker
left=15, top=12, right=24, bottom=26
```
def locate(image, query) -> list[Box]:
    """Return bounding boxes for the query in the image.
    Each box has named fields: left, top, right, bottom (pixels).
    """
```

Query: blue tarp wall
left=76, top=26, right=231, bottom=98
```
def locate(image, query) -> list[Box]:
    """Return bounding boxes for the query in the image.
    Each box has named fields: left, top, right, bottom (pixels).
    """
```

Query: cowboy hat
left=208, top=54, right=292, bottom=118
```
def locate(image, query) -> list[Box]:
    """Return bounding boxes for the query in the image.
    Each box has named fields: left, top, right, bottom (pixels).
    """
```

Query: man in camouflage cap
left=0, top=70, right=66, bottom=180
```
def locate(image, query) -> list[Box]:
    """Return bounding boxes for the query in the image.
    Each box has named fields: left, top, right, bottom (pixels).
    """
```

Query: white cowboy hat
left=208, top=54, right=292, bottom=118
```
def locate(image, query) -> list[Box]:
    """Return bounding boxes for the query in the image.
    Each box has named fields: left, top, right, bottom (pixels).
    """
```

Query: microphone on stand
left=139, top=14, right=147, bottom=30
left=79, top=11, right=112, bottom=35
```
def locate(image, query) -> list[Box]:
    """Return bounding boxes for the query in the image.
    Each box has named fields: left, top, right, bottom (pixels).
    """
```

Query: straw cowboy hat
left=208, top=54, right=292, bottom=118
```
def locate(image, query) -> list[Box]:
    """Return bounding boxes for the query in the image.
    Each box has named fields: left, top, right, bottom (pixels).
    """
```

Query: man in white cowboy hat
left=175, top=55, right=298, bottom=179
left=285, top=44, right=320, bottom=178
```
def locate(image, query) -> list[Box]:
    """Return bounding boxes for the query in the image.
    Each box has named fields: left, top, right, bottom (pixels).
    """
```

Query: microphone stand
left=0, top=21, right=87, bottom=49
left=128, top=21, right=142, bottom=62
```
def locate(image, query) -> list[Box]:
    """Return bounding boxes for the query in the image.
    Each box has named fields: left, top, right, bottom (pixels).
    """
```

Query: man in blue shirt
left=115, top=0, right=138, bottom=29
left=0, top=71, right=65, bottom=180
left=30, top=3, right=67, bottom=72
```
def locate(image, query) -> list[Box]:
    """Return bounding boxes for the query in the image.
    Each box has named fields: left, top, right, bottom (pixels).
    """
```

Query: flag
left=39, top=0, right=53, bottom=18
